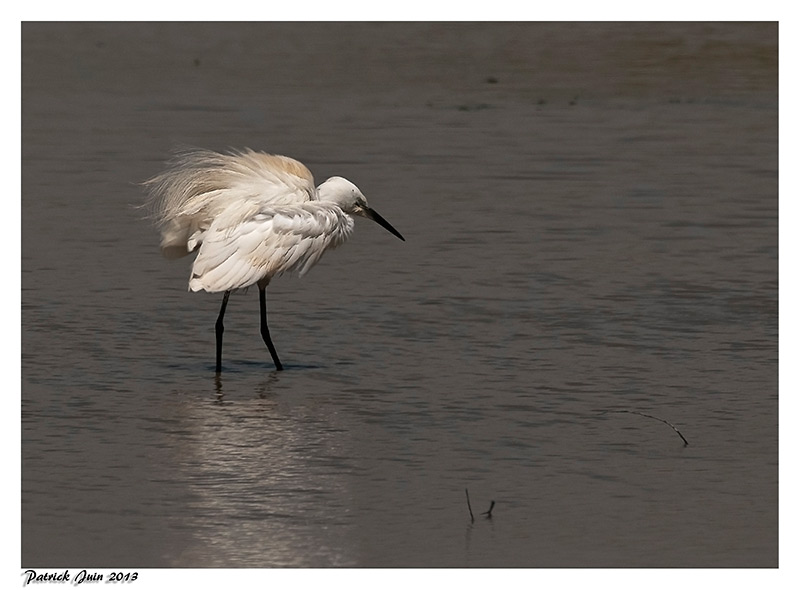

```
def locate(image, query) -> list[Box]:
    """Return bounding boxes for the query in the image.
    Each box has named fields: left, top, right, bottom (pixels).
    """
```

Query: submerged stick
left=465, top=488, right=475, bottom=523
left=601, top=409, right=689, bottom=446
left=482, top=500, right=496, bottom=519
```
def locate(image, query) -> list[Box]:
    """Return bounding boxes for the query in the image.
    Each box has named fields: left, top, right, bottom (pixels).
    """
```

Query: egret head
left=317, top=176, right=405, bottom=241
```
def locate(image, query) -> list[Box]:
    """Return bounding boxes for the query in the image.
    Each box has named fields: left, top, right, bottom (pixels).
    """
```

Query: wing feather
left=188, top=203, right=354, bottom=293
left=143, top=148, right=317, bottom=259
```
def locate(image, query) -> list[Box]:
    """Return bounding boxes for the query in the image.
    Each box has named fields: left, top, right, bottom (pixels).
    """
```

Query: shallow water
left=21, top=22, right=777, bottom=567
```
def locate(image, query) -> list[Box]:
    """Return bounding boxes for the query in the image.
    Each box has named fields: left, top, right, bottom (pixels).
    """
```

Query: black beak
left=363, top=207, right=405, bottom=241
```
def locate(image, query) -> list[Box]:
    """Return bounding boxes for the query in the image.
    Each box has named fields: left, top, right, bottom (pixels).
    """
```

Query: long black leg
left=215, top=290, right=231, bottom=373
left=259, top=286, right=283, bottom=371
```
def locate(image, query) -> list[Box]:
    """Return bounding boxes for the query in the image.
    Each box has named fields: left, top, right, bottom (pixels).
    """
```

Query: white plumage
left=187, top=202, right=354, bottom=292
left=144, top=148, right=404, bottom=372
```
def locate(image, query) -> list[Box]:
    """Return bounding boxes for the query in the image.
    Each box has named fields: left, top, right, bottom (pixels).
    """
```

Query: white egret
left=143, top=148, right=405, bottom=372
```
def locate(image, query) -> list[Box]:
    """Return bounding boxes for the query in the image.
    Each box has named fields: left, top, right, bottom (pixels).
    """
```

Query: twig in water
left=465, top=488, right=475, bottom=523
left=600, top=409, right=689, bottom=446
left=482, top=500, right=495, bottom=519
